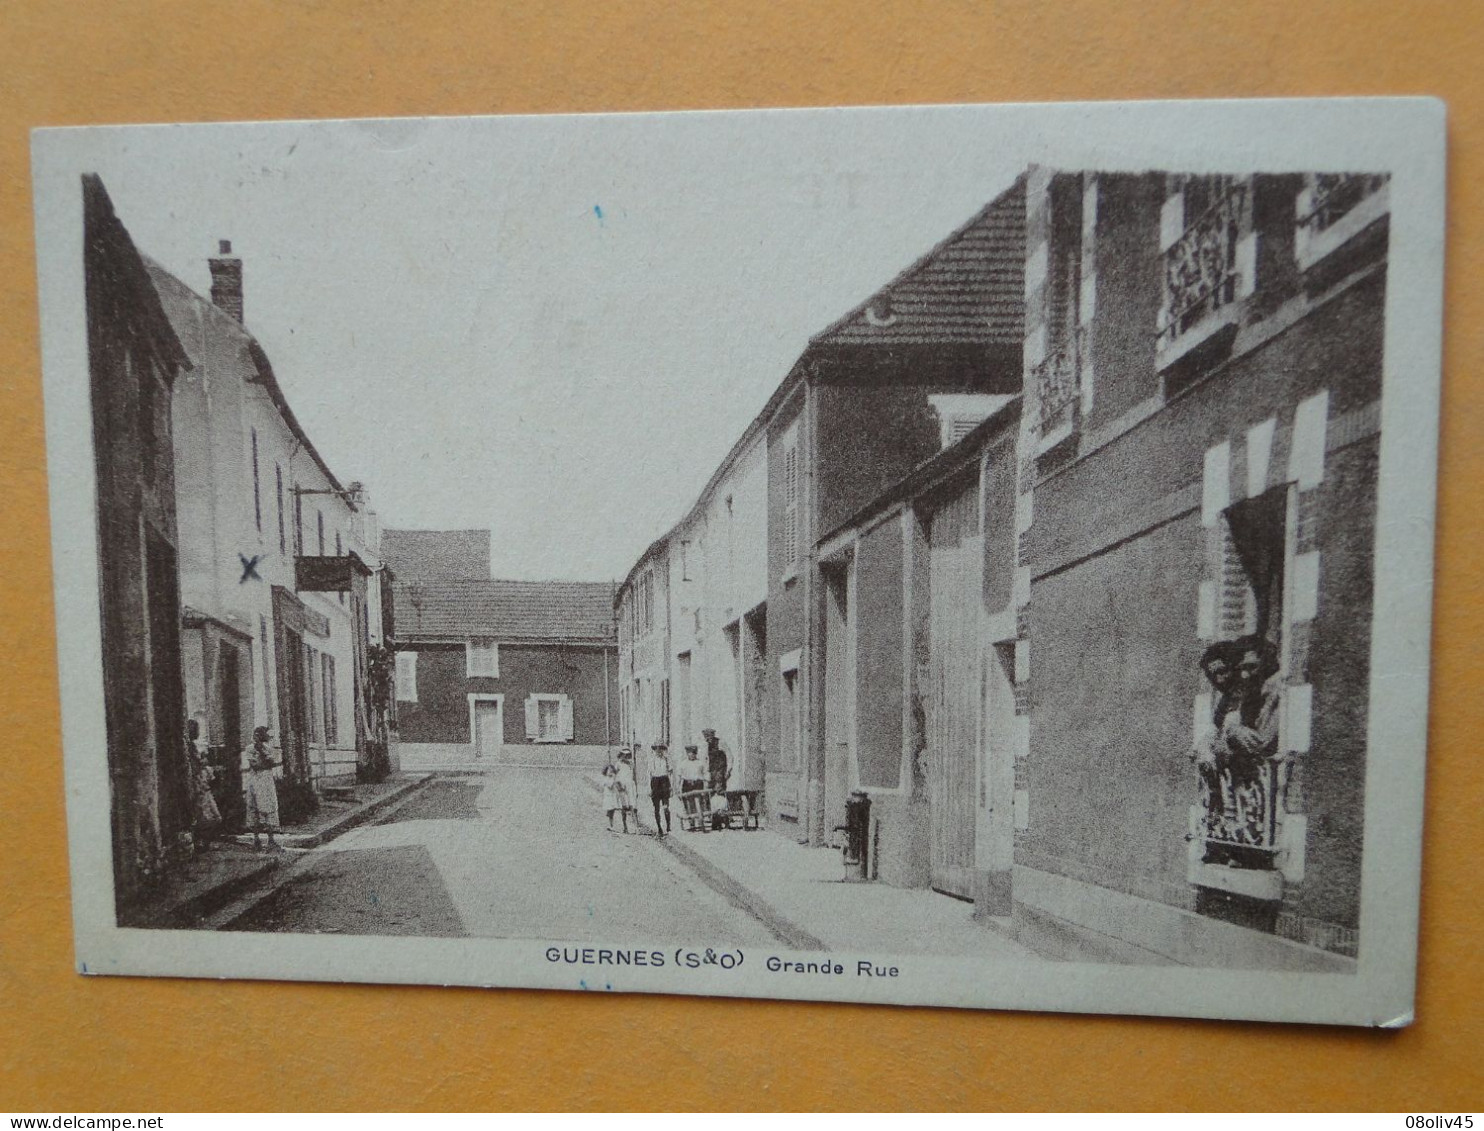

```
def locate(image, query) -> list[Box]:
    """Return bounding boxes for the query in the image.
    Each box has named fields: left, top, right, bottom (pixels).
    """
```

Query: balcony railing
left=1158, top=180, right=1250, bottom=352
left=1202, top=759, right=1283, bottom=860
left=1033, top=327, right=1082, bottom=436
left=1298, top=173, right=1387, bottom=235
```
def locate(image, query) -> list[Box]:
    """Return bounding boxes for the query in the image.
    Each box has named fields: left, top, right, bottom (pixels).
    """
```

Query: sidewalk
left=655, top=821, right=1038, bottom=961
left=127, top=773, right=432, bottom=928
left=227, top=773, right=431, bottom=849
left=651, top=810, right=1355, bottom=971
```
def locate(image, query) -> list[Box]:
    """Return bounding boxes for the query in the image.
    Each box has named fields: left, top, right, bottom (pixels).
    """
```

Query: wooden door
left=474, top=700, right=503, bottom=760
left=821, top=562, right=852, bottom=842
left=927, top=483, right=982, bottom=900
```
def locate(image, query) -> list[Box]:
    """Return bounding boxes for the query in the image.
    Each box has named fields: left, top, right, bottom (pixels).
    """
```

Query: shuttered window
left=251, top=428, right=262, bottom=532
left=322, top=653, right=338, bottom=746
left=525, top=693, right=574, bottom=743
left=466, top=638, right=499, bottom=678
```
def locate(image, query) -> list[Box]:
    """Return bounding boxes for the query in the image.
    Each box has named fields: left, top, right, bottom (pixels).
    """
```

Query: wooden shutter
left=559, top=696, right=574, bottom=742
left=323, top=653, right=337, bottom=747
left=524, top=695, right=538, bottom=740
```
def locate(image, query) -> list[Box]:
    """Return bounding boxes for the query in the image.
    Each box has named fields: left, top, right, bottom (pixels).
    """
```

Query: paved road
left=233, top=768, right=778, bottom=945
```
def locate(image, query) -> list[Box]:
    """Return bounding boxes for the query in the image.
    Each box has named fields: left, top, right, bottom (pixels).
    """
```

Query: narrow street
left=232, top=770, right=780, bottom=945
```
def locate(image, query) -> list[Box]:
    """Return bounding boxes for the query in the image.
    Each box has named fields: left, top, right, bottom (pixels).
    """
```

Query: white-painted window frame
left=466, top=637, right=500, bottom=678
left=526, top=692, right=574, bottom=744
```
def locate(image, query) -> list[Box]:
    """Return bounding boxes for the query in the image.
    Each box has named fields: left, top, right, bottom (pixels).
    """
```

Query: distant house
left=149, top=241, right=389, bottom=804
left=393, top=573, right=619, bottom=769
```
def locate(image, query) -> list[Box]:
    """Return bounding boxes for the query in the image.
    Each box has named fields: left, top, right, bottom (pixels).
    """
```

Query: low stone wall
left=395, top=741, right=614, bottom=771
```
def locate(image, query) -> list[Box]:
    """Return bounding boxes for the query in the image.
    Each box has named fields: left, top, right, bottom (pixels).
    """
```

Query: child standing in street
left=648, top=742, right=674, bottom=838
left=243, top=725, right=281, bottom=852
left=615, top=748, right=638, bottom=832
left=601, top=761, right=627, bottom=833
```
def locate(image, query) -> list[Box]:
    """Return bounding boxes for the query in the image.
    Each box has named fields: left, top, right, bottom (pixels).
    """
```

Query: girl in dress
left=614, top=748, right=638, bottom=833
left=243, top=725, right=281, bottom=852
left=186, top=714, right=222, bottom=849
left=601, top=762, right=626, bottom=833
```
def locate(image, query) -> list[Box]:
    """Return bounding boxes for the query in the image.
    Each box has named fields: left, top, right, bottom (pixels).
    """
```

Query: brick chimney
left=208, top=239, right=243, bottom=323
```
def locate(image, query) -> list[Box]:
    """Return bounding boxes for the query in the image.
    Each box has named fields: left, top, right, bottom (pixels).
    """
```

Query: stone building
left=83, top=175, right=194, bottom=915
left=1008, top=168, right=1388, bottom=962
left=615, top=166, right=1386, bottom=967
left=389, top=531, right=618, bottom=769
left=149, top=240, right=390, bottom=815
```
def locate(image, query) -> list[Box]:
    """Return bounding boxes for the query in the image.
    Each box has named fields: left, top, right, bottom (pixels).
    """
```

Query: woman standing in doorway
left=243, top=725, right=282, bottom=852
left=185, top=714, right=222, bottom=850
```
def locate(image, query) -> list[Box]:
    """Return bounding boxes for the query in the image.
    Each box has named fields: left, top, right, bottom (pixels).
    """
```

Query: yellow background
left=2, top=0, right=1480, bottom=1111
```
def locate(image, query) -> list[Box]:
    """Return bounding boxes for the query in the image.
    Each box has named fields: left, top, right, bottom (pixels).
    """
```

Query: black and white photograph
left=32, top=98, right=1444, bottom=1025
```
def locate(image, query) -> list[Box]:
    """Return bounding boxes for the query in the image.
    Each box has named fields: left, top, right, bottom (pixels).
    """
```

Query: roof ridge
left=395, top=577, right=614, bottom=587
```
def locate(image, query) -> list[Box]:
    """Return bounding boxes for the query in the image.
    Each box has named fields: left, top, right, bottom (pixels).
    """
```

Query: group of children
left=601, top=733, right=729, bottom=838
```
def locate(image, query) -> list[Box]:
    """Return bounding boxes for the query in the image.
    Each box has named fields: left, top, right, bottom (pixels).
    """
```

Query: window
left=659, top=678, right=670, bottom=745
left=276, top=465, right=286, bottom=555
left=781, top=429, right=800, bottom=574
left=259, top=615, right=275, bottom=722
left=1199, top=486, right=1290, bottom=866
left=780, top=667, right=800, bottom=772
left=306, top=646, right=323, bottom=743
left=1219, top=487, right=1288, bottom=643
left=335, top=531, right=344, bottom=604
left=294, top=487, right=304, bottom=556
left=251, top=428, right=262, bottom=533
left=317, top=511, right=325, bottom=556
left=1295, top=173, right=1390, bottom=270
left=634, top=570, right=654, bottom=636
left=1035, top=175, right=1086, bottom=446
left=1157, top=174, right=1255, bottom=361
left=466, top=638, right=499, bottom=678
left=525, top=693, right=573, bottom=743
left=681, top=541, right=691, bottom=582
left=538, top=698, right=561, bottom=741
left=395, top=651, right=418, bottom=702
left=322, top=653, right=338, bottom=746
left=676, top=652, right=692, bottom=746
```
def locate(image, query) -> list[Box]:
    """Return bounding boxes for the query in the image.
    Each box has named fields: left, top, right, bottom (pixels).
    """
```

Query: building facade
left=150, top=241, right=389, bottom=819
left=615, top=166, right=1385, bottom=965
left=84, top=175, right=194, bottom=914
left=1010, top=168, right=1388, bottom=958
left=810, top=399, right=1023, bottom=908
left=393, top=567, right=619, bottom=769
left=618, top=182, right=1026, bottom=844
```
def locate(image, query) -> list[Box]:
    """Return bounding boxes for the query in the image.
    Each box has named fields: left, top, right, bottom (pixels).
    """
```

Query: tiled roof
left=813, top=177, right=1026, bottom=348
left=394, top=579, right=617, bottom=643
left=382, top=529, right=492, bottom=582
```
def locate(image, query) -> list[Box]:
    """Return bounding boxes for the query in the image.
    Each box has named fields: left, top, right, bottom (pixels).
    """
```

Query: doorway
left=926, top=480, right=982, bottom=901
left=471, top=696, right=504, bottom=760
left=820, top=557, right=854, bottom=844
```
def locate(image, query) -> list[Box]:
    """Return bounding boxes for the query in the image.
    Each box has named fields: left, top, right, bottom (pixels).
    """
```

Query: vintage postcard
left=32, top=98, right=1444, bottom=1025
